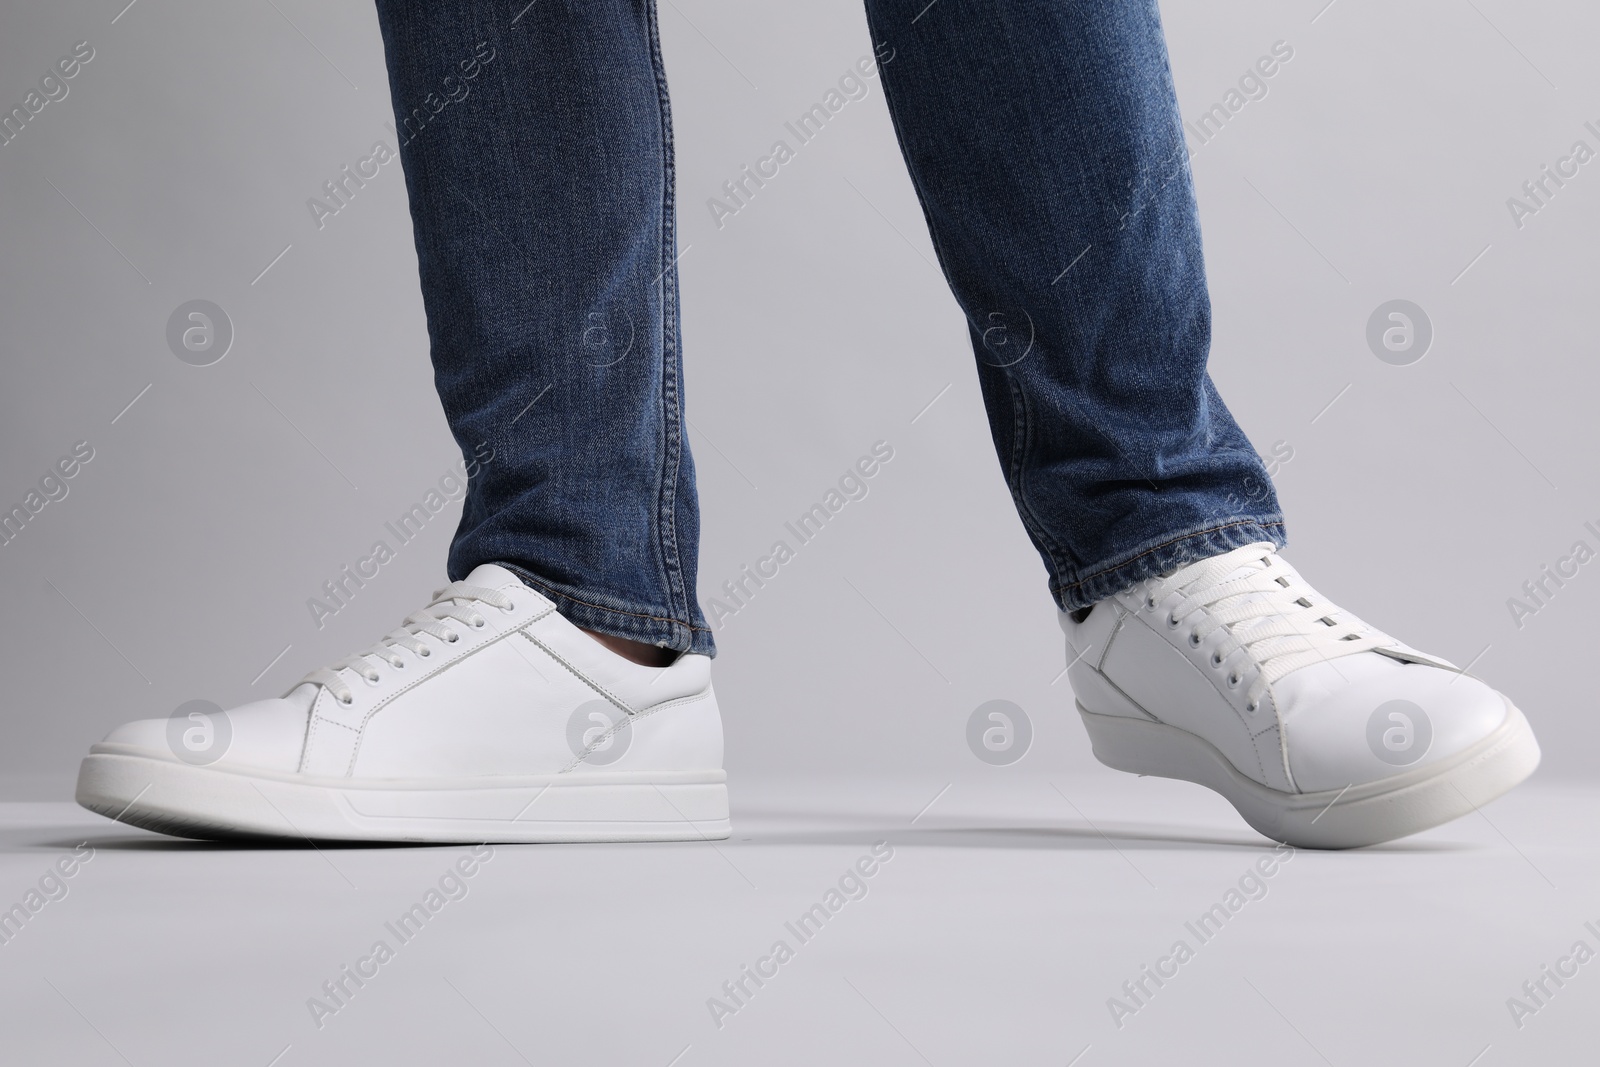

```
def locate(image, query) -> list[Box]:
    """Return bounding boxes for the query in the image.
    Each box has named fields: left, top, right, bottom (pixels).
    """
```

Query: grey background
left=1, top=0, right=1596, bottom=796
left=3, top=4, right=1599, bottom=1066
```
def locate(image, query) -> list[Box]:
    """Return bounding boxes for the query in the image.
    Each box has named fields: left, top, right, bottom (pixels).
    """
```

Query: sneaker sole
left=1076, top=698, right=1540, bottom=849
left=75, top=751, right=730, bottom=844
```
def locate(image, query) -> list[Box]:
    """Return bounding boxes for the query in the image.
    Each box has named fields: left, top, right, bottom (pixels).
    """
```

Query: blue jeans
left=373, top=0, right=1284, bottom=658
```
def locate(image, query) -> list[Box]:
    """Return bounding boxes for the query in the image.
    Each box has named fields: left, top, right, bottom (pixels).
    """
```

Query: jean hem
left=1052, top=517, right=1287, bottom=611
left=496, top=563, right=717, bottom=657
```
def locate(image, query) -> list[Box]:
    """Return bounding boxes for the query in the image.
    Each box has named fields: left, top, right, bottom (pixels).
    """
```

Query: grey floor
left=0, top=772, right=1592, bottom=1066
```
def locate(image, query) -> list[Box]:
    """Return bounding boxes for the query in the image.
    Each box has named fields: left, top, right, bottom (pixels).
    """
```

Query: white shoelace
left=1142, top=543, right=1393, bottom=712
left=299, top=581, right=514, bottom=705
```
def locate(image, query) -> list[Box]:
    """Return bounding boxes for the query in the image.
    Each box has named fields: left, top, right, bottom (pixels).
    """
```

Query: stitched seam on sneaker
left=301, top=715, right=359, bottom=775
left=311, top=717, right=358, bottom=737
left=1274, top=720, right=1299, bottom=794
left=1095, top=608, right=1126, bottom=672
left=1086, top=665, right=1162, bottom=724
left=1234, top=700, right=1271, bottom=785
left=519, top=631, right=636, bottom=717
left=336, top=610, right=555, bottom=776
left=559, top=685, right=714, bottom=773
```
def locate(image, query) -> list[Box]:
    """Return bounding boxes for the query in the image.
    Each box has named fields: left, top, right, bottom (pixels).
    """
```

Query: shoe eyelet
left=446, top=633, right=459, bottom=643
left=1187, top=631, right=1202, bottom=648
left=1145, top=596, right=1157, bottom=610
left=1166, top=613, right=1180, bottom=629
left=364, top=672, right=381, bottom=686
left=499, top=601, right=516, bottom=614
left=339, top=694, right=354, bottom=706
left=1210, top=651, right=1224, bottom=667
left=472, top=617, right=486, bottom=628
left=418, top=648, right=431, bottom=658
left=392, top=661, right=405, bottom=670
left=1245, top=701, right=1259, bottom=714
left=1226, top=672, right=1241, bottom=688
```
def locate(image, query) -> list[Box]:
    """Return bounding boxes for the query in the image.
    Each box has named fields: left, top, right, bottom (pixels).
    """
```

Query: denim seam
left=1004, top=368, right=1078, bottom=588
left=504, top=565, right=714, bottom=634
left=1057, top=518, right=1285, bottom=595
left=644, top=0, right=691, bottom=633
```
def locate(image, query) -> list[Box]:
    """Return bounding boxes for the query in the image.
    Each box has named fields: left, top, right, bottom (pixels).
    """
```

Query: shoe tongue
left=1217, top=561, right=1267, bottom=585
left=463, top=563, right=523, bottom=588
left=1164, top=543, right=1274, bottom=589
left=1169, top=547, right=1411, bottom=715
left=1170, top=548, right=1278, bottom=636
left=458, top=563, right=547, bottom=610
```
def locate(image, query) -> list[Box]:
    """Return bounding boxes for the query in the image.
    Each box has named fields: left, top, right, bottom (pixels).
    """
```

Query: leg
left=862, top=0, right=1537, bottom=847
left=864, top=0, right=1281, bottom=610
left=73, top=0, right=731, bottom=842
left=375, top=0, right=711, bottom=656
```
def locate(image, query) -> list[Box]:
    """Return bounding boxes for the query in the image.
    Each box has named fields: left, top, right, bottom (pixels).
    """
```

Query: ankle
left=580, top=628, right=676, bottom=667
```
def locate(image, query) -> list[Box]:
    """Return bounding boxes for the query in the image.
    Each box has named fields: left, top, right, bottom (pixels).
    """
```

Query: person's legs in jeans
left=375, top=0, right=1277, bottom=646
left=76, top=0, right=1538, bottom=847
left=863, top=0, right=1282, bottom=609
left=367, top=0, right=1534, bottom=850
left=374, top=0, right=713, bottom=660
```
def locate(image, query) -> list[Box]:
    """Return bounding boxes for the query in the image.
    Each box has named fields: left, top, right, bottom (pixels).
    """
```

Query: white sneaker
left=1062, top=543, right=1539, bottom=848
left=76, top=564, right=729, bottom=843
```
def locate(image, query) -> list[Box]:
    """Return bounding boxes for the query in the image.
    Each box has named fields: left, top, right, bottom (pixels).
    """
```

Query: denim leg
left=374, top=0, right=713, bottom=654
left=862, top=0, right=1286, bottom=610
